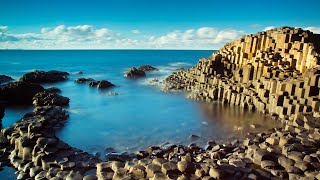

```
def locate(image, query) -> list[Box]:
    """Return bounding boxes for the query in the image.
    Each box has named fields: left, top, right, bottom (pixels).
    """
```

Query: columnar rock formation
left=165, top=27, right=320, bottom=120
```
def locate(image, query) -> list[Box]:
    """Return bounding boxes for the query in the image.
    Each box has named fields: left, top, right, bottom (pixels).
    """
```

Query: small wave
left=69, top=109, right=81, bottom=114
left=168, top=62, right=192, bottom=67
left=21, top=69, right=37, bottom=73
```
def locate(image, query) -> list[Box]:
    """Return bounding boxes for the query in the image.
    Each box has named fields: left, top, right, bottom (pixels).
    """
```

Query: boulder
left=89, top=80, right=115, bottom=89
left=0, top=81, right=44, bottom=104
left=0, top=75, right=13, bottom=84
left=138, top=65, right=158, bottom=71
left=20, top=70, right=69, bottom=83
left=97, top=80, right=115, bottom=89
left=75, top=78, right=95, bottom=83
left=124, top=68, right=146, bottom=78
left=33, top=92, right=70, bottom=106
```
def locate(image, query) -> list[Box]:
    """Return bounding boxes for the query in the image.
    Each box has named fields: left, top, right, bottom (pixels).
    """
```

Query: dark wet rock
left=89, top=80, right=115, bottom=89
left=44, top=87, right=61, bottom=93
left=76, top=71, right=84, bottom=74
left=0, top=81, right=44, bottom=104
left=124, top=67, right=146, bottom=78
left=20, top=70, right=69, bottom=83
left=97, top=80, right=115, bottom=89
left=106, top=152, right=136, bottom=162
left=33, top=91, right=70, bottom=106
left=75, top=78, right=95, bottom=83
left=138, top=65, right=158, bottom=71
left=0, top=75, right=14, bottom=84
left=89, top=81, right=98, bottom=87
left=0, top=102, right=4, bottom=121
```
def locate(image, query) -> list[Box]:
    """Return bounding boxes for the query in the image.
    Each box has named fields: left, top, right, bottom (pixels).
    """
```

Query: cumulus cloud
left=0, top=25, right=245, bottom=49
left=149, top=28, right=244, bottom=49
left=304, top=27, right=320, bottom=34
left=263, top=26, right=276, bottom=31
left=131, top=29, right=140, bottom=34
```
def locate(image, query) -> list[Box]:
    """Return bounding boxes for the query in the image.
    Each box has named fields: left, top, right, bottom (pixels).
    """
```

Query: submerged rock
left=124, top=68, right=146, bottom=78
left=0, top=81, right=44, bottom=104
left=33, top=91, right=70, bottom=106
left=20, top=70, right=69, bottom=83
left=0, top=75, right=14, bottom=84
left=138, top=65, right=158, bottom=71
left=75, top=78, right=95, bottom=83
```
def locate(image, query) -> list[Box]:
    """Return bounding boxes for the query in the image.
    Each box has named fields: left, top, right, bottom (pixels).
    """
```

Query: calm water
left=0, top=50, right=280, bottom=156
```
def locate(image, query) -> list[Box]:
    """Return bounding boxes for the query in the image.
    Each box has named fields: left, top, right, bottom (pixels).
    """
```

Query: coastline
left=0, top=26, right=319, bottom=179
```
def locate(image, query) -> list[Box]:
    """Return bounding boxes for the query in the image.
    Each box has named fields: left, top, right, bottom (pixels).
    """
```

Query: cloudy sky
left=1, top=0, right=319, bottom=49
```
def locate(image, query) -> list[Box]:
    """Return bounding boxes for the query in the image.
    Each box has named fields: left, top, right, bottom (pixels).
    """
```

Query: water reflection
left=197, top=101, right=283, bottom=140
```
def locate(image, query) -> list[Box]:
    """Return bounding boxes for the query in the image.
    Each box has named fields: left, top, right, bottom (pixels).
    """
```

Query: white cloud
left=196, top=27, right=218, bottom=39
left=304, top=27, right=320, bottom=34
left=0, top=25, right=245, bottom=49
left=263, top=26, right=275, bottom=31
left=0, top=26, right=8, bottom=33
left=131, top=29, right=140, bottom=34
left=149, top=28, right=244, bottom=49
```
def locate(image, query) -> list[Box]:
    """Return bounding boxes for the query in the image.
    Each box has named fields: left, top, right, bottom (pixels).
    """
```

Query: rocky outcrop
left=124, top=68, right=146, bottom=78
left=20, top=70, right=69, bottom=83
left=0, top=75, right=13, bottom=84
left=32, top=92, right=70, bottom=106
left=75, top=78, right=95, bottom=83
left=138, top=65, right=158, bottom=71
left=159, top=26, right=320, bottom=179
left=0, top=81, right=44, bottom=105
left=165, top=27, right=320, bottom=119
left=89, top=80, right=115, bottom=89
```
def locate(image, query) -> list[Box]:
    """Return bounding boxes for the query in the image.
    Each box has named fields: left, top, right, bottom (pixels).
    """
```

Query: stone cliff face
left=166, top=27, right=320, bottom=121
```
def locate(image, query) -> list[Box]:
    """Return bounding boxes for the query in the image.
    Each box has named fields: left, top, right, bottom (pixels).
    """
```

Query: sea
left=0, top=50, right=280, bottom=179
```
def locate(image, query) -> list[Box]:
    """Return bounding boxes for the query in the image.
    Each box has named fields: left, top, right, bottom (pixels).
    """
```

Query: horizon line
left=0, top=48, right=216, bottom=51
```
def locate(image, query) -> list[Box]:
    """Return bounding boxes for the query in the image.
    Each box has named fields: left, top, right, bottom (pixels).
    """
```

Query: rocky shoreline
left=0, top=27, right=319, bottom=179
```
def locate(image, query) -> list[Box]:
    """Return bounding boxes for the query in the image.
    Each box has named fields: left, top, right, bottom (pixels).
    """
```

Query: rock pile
left=1, top=106, right=100, bottom=179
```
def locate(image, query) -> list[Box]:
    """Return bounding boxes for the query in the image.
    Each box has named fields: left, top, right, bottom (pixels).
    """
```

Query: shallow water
left=0, top=50, right=281, bottom=157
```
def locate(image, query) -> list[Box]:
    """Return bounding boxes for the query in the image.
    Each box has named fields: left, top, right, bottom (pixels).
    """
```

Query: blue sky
left=1, top=0, right=319, bottom=49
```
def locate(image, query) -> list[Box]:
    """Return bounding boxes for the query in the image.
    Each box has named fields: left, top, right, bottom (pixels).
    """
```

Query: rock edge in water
left=20, top=70, right=69, bottom=83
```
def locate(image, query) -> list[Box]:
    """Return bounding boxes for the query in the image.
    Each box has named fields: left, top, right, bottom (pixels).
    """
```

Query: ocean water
left=0, top=50, right=280, bottom=158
